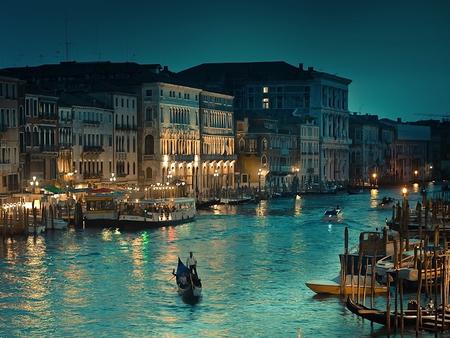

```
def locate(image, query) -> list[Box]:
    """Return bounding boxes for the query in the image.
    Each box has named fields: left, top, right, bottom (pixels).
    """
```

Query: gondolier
left=186, top=251, right=198, bottom=275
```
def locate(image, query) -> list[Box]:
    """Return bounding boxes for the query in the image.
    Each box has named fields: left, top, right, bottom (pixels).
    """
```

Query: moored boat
left=84, top=190, right=122, bottom=228
left=118, top=197, right=196, bottom=231
left=196, top=198, right=220, bottom=210
left=346, top=296, right=437, bottom=327
left=306, top=275, right=387, bottom=295
left=28, top=224, right=46, bottom=234
left=376, top=196, right=395, bottom=210
left=322, top=207, right=342, bottom=222
left=174, top=257, right=202, bottom=298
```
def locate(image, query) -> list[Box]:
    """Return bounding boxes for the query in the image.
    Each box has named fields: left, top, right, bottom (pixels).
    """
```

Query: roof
left=42, top=186, right=66, bottom=194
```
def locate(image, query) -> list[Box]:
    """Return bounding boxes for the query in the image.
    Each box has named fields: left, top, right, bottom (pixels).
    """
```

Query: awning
left=42, top=186, right=66, bottom=194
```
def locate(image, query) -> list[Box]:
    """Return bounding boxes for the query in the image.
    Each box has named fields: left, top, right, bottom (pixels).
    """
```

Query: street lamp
left=402, top=185, right=409, bottom=221
left=414, top=170, right=418, bottom=182
left=372, top=173, right=377, bottom=187
left=214, top=169, right=219, bottom=198
left=110, top=172, right=116, bottom=188
left=258, top=168, right=262, bottom=195
left=30, top=176, right=39, bottom=193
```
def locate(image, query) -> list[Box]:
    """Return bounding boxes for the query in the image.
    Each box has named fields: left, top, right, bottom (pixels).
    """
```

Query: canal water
left=0, top=183, right=447, bottom=337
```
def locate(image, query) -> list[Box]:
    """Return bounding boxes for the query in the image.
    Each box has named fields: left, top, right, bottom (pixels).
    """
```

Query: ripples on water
left=0, top=185, right=447, bottom=337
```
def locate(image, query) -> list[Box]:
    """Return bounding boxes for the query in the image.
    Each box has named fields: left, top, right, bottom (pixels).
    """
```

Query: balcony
left=202, top=154, right=237, bottom=161
left=0, top=162, right=12, bottom=173
left=39, top=113, right=58, bottom=122
left=83, top=145, right=104, bottom=154
left=40, top=144, right=60, bottom=153
left=117, top=152, right=127, bottom=160
left=143, top=154, right=156, bottom=161
left=83, top=172, right=103, bottom=179
left=115, top=124, right=138, bottom=131
left=83, top=120, right=101, bottom=126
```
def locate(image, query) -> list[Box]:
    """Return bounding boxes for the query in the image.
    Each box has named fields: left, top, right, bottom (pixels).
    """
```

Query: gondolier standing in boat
left=186, top=251, right=198, bottom=275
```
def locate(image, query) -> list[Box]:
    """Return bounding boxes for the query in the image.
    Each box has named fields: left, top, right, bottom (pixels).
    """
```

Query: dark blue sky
left=1, top=0, right=449, bottom=122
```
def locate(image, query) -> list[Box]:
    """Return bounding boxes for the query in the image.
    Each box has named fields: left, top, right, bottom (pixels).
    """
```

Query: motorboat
left=322, top=207, right=342, bottom=222
left=376, top=196, right=395, bottom=210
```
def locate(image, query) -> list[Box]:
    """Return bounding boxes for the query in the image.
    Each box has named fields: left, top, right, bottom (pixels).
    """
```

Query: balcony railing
left=115, top=124, right=138, bottom=131
left=83, top=172, right=103, bottom=179
left=83, top=145, right=104, bottom=153
left=40, top=144, right=60, bottom=153
left=39, top=113, right=58, bottom=121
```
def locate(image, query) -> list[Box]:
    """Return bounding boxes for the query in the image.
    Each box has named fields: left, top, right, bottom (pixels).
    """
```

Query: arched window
left=146, top=167, right=153, bottom=180
left=145, top=134, right=155, bottom=155
left=33, top=126, right=39, bottom=146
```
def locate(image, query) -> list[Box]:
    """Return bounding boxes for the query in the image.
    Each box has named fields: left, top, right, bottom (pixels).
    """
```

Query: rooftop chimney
left=299, top=63, right=303, bottom=71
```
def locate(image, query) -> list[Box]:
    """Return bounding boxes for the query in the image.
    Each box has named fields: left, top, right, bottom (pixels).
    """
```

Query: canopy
left=86, top=188, right=113, bottom=194
left=42, top=186, right=66, bottom=194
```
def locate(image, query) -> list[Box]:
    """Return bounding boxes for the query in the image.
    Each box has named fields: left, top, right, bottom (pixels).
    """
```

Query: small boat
left=346, top=296, right=437, bottom=327
left=347, top=186, right=364, bottom=195
left=306, top=275, right=387, bottom=295
left=48, top=218, right=68, bottom=230
left=37, top=216, right=68, bottom=230
left=118, top=197, right=196, bottom=231
left=322, top=207, right=342, bottom=222
left=375, top=245, right=442, bottom=283
left=376, top=197, right=395, bottom=210
left=196, top=198, right=220, bottom=210
left=28, top=224, right=46, bottom=234
left=174, top=257, right=202, bottom=298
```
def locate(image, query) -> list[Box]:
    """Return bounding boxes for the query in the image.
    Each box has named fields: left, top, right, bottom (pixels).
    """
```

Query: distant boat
left=347, top=186, right=363, bottom=195
left=322, top=207, right=342, bottom=222
left=196, top=198, right=220, bottom=210
left=376, top=196, right=395, bottom=210
left=118, top=197, right=196, bottom=231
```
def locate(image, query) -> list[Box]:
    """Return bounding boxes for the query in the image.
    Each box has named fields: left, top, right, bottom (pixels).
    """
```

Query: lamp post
left=402, top=185, right=409, bottom=225
left=110, top=172, right=116, bottom=189
left=258, top=168, right=262, bottom=196
left=414, top=170, right=418, bottom=182
left=372, top=173, right=377, bottom=187
left=30, top=176, right=39, bottom=194
left=214, top=169, right=219, bottom=198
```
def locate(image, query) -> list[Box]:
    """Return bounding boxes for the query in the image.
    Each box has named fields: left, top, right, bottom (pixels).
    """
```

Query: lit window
left=263, top=98, right=269, bottom=109
left=263, top=87, right=268, bottom=93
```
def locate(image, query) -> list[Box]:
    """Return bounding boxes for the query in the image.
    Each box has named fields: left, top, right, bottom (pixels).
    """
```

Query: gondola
left=196, top=198, right=220, bottom=210
left=174, top=257, right=202, bottom=298
left=346, top=296, right=436, bottom=327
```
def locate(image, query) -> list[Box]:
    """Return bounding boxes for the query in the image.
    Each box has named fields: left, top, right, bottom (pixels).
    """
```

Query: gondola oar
left=168, top=268, right=176, bottom=281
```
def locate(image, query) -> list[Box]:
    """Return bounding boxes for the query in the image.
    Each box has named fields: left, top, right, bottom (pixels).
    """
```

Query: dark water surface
left=0, top=184, right=446, bottom=337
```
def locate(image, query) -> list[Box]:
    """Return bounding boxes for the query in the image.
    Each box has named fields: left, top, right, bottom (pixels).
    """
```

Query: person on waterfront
left=186, top=251, right=198, bottom=275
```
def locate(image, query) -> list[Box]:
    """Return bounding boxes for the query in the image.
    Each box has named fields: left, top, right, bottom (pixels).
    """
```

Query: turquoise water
left=0, top=185, right=446, bottom=337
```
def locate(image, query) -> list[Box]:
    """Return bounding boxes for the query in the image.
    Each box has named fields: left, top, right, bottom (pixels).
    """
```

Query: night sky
left=1, top=0, right=449, bottom=122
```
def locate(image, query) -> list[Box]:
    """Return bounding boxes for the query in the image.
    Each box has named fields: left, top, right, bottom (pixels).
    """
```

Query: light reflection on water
left=0, top=185, right=448, bottom=337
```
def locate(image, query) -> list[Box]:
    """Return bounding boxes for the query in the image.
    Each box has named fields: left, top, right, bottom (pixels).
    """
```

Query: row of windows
left=0, top=108, right=17, bottom=128
left=146, top=89, right=199, bottom=102
left=25, top=99, right=56, bottom=117
left=0, top=82, right=18, bottom=99
left=114, top=97, right=136, bottom=109
left=75, top=160, right=136, bottom=176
